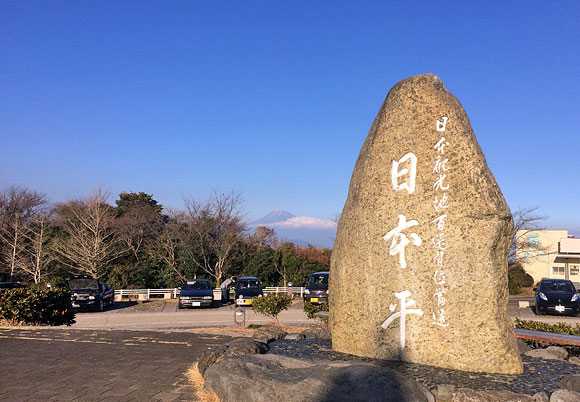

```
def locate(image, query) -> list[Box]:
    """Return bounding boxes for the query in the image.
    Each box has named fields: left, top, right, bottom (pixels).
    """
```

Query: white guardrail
left=114, top=287, right=305, bottom=301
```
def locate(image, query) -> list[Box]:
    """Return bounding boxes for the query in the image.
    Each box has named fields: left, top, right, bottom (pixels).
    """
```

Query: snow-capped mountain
left=250, top=209, right=296, bottom=226
left=249, top=209, right=337, bottom=248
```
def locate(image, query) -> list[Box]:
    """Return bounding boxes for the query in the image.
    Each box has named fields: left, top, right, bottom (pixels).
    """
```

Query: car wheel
left=98, top=300, right=104, bottom=312
left=178, top=303, right=184, bottom=309
left=109, top=296, right=114, bottom=306
left=535, top=306, right=543, bottom=315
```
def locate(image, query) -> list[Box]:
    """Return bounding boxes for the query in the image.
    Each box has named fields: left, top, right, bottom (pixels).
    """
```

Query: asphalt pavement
left=0, top=328, right=235, bottom=401
left=70, top=300, right=313, bottom=331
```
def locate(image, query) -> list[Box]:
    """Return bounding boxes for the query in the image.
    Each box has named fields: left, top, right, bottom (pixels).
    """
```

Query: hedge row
left=0, top=286, right=75, bottom=326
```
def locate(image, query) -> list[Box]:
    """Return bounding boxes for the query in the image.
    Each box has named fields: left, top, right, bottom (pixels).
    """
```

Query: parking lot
left=0, top=328, right=235, bottom=401
left=2, top=298, right=579, bottom=402
left=70, top=299, right=312, bottom=331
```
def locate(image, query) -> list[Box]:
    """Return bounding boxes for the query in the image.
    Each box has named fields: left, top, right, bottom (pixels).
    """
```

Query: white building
left=518, top=229, right=580, bottom=286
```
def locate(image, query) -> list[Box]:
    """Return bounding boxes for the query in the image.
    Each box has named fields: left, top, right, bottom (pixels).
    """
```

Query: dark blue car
left=235, top=276, right=263, bottom=306
left=178, top=279, right=214, bottom=309
left=535, top=278, right=580, bottom=316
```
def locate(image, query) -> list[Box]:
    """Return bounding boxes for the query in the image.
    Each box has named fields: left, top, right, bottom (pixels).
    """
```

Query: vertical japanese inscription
left=431, top=117, right=451, bottom=328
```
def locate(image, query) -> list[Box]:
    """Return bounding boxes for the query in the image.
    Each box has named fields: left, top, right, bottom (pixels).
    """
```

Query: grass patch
left=248, top=324, right=263, bottom=329
left=186, top=363, right=220, bottom=402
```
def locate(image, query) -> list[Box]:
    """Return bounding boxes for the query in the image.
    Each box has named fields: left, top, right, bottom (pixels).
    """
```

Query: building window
left=552, top=266, right=565, bottom=276
left=571, top=266, right=579, bottom=276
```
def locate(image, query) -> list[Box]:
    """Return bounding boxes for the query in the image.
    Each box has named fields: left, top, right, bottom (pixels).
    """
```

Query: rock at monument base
left=196, top=338, right=269, bottom=375
left=525, top=346, right=569, bottom=361
left=203, top=354, right=435, bottom=402
left=433, top=385, right=548, bottom=402
left=330, top=73, right=522, bottom=374
left=549, top=389, right=580, bottom=402
left=559, top=374, right=580, bottom=392
left=251, top=325, right=287, bottom=343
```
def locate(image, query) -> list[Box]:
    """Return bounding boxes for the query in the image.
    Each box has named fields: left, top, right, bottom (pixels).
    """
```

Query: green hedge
left=0, top=286, right=75, bottom=326
left=303, top=301, right=329, bottom=324
left=515, top=318, right=580, bottom=335
left=515, top=318, right=580, bottom=357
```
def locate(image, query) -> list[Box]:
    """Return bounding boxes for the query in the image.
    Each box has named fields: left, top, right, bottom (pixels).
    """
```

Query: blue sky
left=1, top=1, right=579, bottom=235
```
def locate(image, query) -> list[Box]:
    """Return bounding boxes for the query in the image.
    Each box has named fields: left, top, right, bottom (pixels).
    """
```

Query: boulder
left=517, top=338, right=532, bottom=353
left=196, top=338, right=269, bottom=375
left=549, top=389, right=580, bottom=402
left=330, top=73, right=522, bottom=374
left=567, top=356, right=580, bottom=365
left=204, top=354, right=435, bottom=402
left=301, top=326, right=332, bottom=340
left=525, top=346, right=568, bottom=361
left=559, top=374, right=580, bottom=392
left=251, top=325, right=287, bottom=343
left=433, top=384, right=547, bottom=401
left=284, top=333, right=306, bottom=340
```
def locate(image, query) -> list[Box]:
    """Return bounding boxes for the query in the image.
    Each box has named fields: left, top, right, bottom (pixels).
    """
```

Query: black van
left=304, top=271, right=329, bottom=305
left=235, top=276, right=263, bottom=306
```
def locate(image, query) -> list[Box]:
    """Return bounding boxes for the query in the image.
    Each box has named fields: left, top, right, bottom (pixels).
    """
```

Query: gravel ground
left=268, top=339, right=580, bottom=395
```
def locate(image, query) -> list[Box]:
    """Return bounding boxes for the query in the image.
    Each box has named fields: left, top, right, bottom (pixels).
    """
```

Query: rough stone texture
left=204, top=354, right=435, bottom=402
left=518, top=338, right=532, bottom=353
left=196, top=338, right=269, bottom=375
left=251, top=325, right=287, bottom=343
left=284, top=332, right=306, bottom=340
left=559, top=374, right=580, bottom=392
left=433, top=384, right=547, bottom=401
left=549, top=389, right=580, bottom=402
left=330, top=73, right=522, bottom=374
left=568, top=357, right=580, bottom=365
left=301, top=326, right=332, bottom=340
left=525, top=346, right=569, bottom=361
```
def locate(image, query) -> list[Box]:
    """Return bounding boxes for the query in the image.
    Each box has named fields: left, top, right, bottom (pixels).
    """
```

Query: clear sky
left=1, top=1, right=579, bottom=234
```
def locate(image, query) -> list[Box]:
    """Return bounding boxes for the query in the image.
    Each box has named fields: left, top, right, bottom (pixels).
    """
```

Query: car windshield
left=308, top=274, right=329, bottom=286
left=182, top=281, right=210, bottom=290
left=238, top=280, right=260, bottom=289
left=68, top=279, right=99, bottom=290
left=540, top=281, right=576, bottom=293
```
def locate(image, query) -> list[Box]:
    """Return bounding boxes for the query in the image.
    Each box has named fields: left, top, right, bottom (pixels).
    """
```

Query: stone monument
left=329, top=74, right=523, bottom=374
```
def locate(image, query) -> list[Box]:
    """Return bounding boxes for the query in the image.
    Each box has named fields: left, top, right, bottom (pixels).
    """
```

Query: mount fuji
left=249, top=209, right=337, bottom=248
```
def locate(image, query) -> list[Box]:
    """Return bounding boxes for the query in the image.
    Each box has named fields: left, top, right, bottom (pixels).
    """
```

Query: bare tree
left=0, top=186, right=47, bottom=281
left=54, top=187, right=127, bottom=278
left=16, top=211, right=55, bottom=283
left=509, top=206, right=549, bottom=264
left=182, top=191, right=245, bottom=285
left=148, top=210, right=187, bottom=282
left=115, top=204, right=163, bottom=261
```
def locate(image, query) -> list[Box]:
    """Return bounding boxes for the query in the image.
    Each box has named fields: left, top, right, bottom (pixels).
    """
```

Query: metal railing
left=115, top=286, right=305, bottom=300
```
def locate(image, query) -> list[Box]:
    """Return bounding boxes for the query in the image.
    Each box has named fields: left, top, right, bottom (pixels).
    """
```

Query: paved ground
left=0, top=328, right=236, bottom=401
left=508, top=297, right=580, bottom=325
left=71, top=299, right=313, bottom=331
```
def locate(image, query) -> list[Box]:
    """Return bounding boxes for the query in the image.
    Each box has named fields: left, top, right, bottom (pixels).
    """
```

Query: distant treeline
left=0, top=186, right=331, bottom=289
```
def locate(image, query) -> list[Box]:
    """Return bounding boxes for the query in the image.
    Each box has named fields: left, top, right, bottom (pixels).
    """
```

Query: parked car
left=69, top=276, right=114, bottom=312
left=304, top=271, right=329, bottom=305
left=178, top=279, right=214, bottom=309
left=534, top=278, right=580, bottom=316
left=235, top=276, right=263, bottom=306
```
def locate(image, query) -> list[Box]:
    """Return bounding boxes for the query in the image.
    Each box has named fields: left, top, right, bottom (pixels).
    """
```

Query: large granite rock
left=204, top=354, right=435, bottom=402
left=330, top=74, right=523, bottom=374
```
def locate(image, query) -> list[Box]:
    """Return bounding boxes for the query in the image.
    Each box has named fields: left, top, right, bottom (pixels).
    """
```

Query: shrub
left=251, top=294, right=292, bottom=323
left=508, top=264, right=534, bottom=295
left=515, top=318, right=580, bottom=336
left=0, top=285, right=75, bottom=326
left=515, top=319, right=580, bottom=357
left=303, top=301, right=329, bottom=324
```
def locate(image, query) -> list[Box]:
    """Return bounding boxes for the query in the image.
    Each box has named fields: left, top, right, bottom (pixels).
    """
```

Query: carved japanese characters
left=329, top=74, right=523, bottom=374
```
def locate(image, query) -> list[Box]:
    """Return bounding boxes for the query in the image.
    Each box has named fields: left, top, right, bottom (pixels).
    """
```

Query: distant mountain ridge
left=250, top=209, right=296, bottom=226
